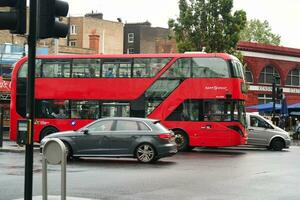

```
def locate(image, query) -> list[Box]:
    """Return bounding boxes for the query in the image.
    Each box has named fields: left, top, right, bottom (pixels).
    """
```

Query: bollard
left=0, top=107, right=3, bottom=147
left=42, top=138, right=67, bottom=200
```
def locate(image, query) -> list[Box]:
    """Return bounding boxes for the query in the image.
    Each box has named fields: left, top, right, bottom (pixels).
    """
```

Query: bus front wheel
left=39, top=126, right=59, bottom=142
left=174, top=130, right=189, bottom=151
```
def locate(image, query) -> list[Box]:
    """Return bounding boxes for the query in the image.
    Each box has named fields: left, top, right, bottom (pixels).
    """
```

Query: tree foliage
left=239, top=19, right=281, bottom=46
left=169, top=0, right=247, bottom=54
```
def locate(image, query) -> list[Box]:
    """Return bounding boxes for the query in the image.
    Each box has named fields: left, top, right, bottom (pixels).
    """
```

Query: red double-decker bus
left=10, top=53, right=247, bottom=150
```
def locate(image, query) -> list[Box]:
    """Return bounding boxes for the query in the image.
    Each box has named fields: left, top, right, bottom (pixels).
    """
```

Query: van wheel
left=174, top=130, right=189, bottom=151
left=270, top=138, right=284, bottom=151
left=39, top=126, right=59, bottom=142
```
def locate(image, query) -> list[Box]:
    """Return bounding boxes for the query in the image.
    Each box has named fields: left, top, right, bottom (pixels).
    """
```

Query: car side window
left=250, top=116, right=269, bottom=128
left=138, top=122, right=151, bottom=131
left=87, top=120, right=113, bottom=131
left=250, top=116, right=259, bottom=127
left=116, top=120, right=139, bottom=131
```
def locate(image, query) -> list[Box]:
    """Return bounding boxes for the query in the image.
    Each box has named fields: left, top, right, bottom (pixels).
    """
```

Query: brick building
left=238, top=42, right=300, bottom=106
left=67, top=13, right=124, bottom=54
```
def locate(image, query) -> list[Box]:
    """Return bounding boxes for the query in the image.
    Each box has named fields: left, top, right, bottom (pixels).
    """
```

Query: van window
left=250, top=116, right=273, bottom=129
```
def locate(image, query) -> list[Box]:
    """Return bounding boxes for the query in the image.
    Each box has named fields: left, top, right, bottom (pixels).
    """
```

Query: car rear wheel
left=135, top=144, right=156, bottom=163
left=174, top=130, right=188, bottom=151
left=270, top=138, right=284, bottom=151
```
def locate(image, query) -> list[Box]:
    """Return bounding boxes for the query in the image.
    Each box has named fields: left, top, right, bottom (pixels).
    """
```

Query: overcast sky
left=65, top=0, right=300, bottom=49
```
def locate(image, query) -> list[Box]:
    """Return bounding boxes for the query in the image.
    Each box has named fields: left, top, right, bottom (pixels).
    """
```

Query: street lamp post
left=272, top=75, right=280, bottom=124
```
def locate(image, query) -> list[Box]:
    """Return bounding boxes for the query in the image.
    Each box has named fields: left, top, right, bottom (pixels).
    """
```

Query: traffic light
left=38, top=0, right=69, bottom=39
left=0, top=0, right=26, bottom=34
left=276, top=87, right=283, bottom=100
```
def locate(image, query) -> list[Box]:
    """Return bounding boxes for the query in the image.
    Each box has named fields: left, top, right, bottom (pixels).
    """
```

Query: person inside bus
left=51, top=107, right=67, bottom=118
left=105, top=67, right=114, bottom=77
left=88, top=67, right=96, bottom=77
left=86, top=106, right=99, bottom=119
left=207, top=104, right=222, bottom=121
left=135, top=70, right=142, bottom=77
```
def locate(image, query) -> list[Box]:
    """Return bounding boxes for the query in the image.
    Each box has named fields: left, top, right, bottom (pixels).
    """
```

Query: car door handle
left=248, top=129, right=254, bottom=131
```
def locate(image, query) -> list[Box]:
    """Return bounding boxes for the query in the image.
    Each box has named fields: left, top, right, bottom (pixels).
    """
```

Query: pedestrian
left=294, top=119, right=300, bottom=139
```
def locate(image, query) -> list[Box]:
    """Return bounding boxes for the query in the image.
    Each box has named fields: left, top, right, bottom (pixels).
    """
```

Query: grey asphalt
left=1, top=142, right=300, bottom=200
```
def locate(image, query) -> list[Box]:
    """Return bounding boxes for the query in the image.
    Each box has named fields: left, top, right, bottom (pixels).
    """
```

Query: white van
left=246, top=113, right=291, bottom=151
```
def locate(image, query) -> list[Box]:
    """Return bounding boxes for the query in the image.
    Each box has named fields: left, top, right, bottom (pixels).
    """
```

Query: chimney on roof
left=89, top=30, right=100, bottom=53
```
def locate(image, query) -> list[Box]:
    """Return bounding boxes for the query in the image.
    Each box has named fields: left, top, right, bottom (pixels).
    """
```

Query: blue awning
left=288, top=103, right=300, bottom=109
left=246, top=102, right=281, bottom=111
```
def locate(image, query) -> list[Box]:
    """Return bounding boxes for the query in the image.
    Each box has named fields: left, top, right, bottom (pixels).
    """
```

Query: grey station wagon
left=40, top=117, right=177, bottom=163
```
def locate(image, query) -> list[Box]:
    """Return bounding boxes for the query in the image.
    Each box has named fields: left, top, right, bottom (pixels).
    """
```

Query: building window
left=258, top=94, right=273, bottom=104
left=245, top=67, right=253, bottom=83
left=258, top=65, right=280, bottom=85
left=69, top=41, right=76, bottom=47
left=127, top=48, right=134, bottom=54
left=70, top=25, right=77, bottom=35
left=128, top=33, right=134, bottom=43
left=286, top=68, right=300, bottom=86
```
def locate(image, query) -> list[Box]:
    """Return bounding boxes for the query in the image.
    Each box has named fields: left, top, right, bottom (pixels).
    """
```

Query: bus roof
left=20, top=53, right=233, bottom=60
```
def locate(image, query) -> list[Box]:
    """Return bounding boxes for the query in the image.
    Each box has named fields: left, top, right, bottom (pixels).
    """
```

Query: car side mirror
left=81, top=129, right=89, bottom=135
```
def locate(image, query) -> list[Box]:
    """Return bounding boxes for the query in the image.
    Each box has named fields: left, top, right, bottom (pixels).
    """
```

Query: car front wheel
left=135, top=144, right=156, bottom=163
left=63, top=142, right=73, bottom=160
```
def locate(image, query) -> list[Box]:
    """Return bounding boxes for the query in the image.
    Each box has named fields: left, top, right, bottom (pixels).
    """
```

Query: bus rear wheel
left=174, top=130, right=189, bottom=151
left=39, top=126, right=59, bottom=142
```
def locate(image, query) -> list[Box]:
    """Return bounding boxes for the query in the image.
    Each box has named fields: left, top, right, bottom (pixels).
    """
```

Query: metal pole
left=24, top=0, right=37, bottom=199
left=272, top=81, right=276, bottom=124
left=61, top=145, right=67, bottom=200
left=42, top=156, right=48, bottom=200
left=0, top=107, right=3, bottom=147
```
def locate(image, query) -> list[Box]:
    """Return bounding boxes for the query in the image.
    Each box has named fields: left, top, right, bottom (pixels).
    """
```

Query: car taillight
left=158, top=133, right=172, bottom=140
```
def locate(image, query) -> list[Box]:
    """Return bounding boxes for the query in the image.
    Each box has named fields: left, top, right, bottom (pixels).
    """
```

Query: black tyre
left=39, top=126, right=58, bottom=142
left=63, top=142, right=73, bottom=160
left=135, top=143, right=156, bottom=163
left=270, top=138, right=284, bottom=151
left=174, top=130, right=189, bottom=151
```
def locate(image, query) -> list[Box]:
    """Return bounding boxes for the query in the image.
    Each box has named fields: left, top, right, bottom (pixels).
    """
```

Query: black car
left=40, top=117, right=177, bottom=163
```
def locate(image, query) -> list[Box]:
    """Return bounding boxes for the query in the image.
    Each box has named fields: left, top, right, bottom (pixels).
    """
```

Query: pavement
left=14, top=196, right=96, bottom=200
left=0, top=132, right=40, bottom=152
